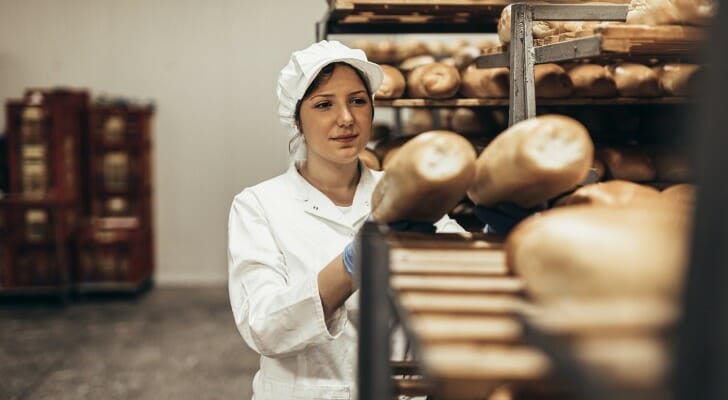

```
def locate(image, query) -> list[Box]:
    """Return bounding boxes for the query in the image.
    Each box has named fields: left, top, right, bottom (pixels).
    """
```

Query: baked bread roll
left=399, top=55, right=436, bottom=73
left=627, top=0, right=716, bottom=26
left=375, top=65, right=406, bottom=99
left=402, top=109, right=434, bottom=136
left=652, top=149, right=692, bottom=182
left=566, top=64, right=618, bottom=98
left=662, top=183, right=696, bottom=206
left=561, top=21, right=599, bottom=35
left=450, top=108, right=490, bottom=137
left=599, top=147, right=656, bottom=182
left=368, top=40, right=398, bottom=64
left=653, top=63, right=703, bottom=97
left=396, top=39, right=430, bottom=61
left=460, top=64, right=510, bottom=98
left=468, top=115, right=594, bottom=208
left=453, top=46, right=482, bottom=71
left=359, top=148, right=381, bottom=171
left=374, top=136, right=409, bottom=163
left=407, top=62, right=462, bottom=99
left=443, top=39, right=471, bottom=57
left=506, top=204, right=691, bottom=302
left=371, top=130, right=476, bottom=223
left=535, top=64, right=573, bottom=98
left=382, top=146, right=403, bottom=170
left=498, top=4, right=562, bottom=45
left=606, top=63, right=662, bottom=97
left=556, top=180, right=661, bottom=207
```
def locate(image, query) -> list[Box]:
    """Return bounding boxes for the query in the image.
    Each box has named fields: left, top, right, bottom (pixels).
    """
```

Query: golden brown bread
left=652, top=149, right=692, bottom=182
left=627, top=0, right=716, bottom=26
left=661, top=183, right=697, bottom=206
left=359, top=148, right=381, bottom=171
left=566, top=63, right=618, bottom=98
left=396, top=39, right=430, bottom=61
left=399, top=55, right=436, bottom=73
left=460, top=64, right=510, bottom=98
left=599, top=147, right=656, bottom=182
left=498, top=4, right=562, bottom=45
left=407, top=62, right=462, bottom=99
left=653, top=63, right=703, bottom=97
left=367, top=40, right=398, bottom=64
left=452, top=46, right=483, bottom=71
left=606, top=63, right=662, bottom=97
left=506, top=204, right=691, bottom=302
left=402, top=109, right=434, bottom=136
left=556, top=180, right=661, bottom=207
left=535, top=64, right=573, bottom=98
left=450, top=108, right=490, bottom=137
left=468, top=115, right=594, bottom=208
left=371, top=131, right=476, bottom=223
left=375, top=65, right=406, bottom=100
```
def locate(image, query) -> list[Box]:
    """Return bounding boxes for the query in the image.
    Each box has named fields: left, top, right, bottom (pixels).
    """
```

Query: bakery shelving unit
left=317, top=0, right=507, bottom=40
left=473, top=2, right=706, bottom=124
left=320, top=1, right=710, bottom=399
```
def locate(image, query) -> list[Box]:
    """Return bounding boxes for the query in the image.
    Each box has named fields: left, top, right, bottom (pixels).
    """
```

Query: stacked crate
left=75, top=101, right=154, bottom=290
left=1, top=88, right=88, bottom=291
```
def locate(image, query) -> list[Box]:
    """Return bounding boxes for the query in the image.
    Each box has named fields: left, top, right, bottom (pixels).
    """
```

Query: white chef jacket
left=228, top=163, right=464, bottom=400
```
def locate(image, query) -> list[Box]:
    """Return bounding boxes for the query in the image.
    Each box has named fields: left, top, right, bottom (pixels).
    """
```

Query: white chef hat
left=277, top=40, right=383, bottom=136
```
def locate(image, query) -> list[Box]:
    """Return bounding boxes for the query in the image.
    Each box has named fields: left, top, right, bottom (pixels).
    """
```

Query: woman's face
left=298, top=64, right=373, bottom=166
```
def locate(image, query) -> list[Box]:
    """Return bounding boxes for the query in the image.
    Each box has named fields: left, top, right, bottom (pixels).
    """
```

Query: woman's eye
left=351, top=97, right=368, bottom=105
left=314, top=101, right=331, bottom=109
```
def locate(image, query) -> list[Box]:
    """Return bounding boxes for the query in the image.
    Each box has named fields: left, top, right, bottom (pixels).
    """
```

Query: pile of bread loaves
left=370, top=114, right=694, bottom=388
left=354, top=37, right=703, bottom=100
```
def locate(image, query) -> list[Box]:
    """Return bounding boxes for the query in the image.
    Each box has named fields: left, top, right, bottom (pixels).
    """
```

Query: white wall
left=0, top=0, right=327, bottom=284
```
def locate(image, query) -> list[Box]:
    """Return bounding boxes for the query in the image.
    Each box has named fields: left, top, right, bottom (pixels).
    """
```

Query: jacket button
left=313, top=206, right=318, bottom=210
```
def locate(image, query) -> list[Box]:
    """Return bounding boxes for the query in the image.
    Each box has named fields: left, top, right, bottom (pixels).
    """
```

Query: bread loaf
left=652, top=149, right=692, bottom=182
left=399, top=55, right=436, bottom=73
left=627, top=0, right=716, bottom=26
left=374, top=136, right=409, bottom=163
left=402, top=109, right=434, bottom=136
left=566, top=64, right=618, bottom=98
left=498, top=4, right=562, bottom=45
left=371, top=130, right=477, bottom=223
left=599, top=147, right=656, bottom=182
left=506, top=204, right=691, bottom=302
left=606, top=63, right=662, bottom=97
left=453, top=46, right=482, bottom=71
left=556, top=180, right=661, bottom=207
left=407, top=62, right=462, bottom=99
left=443, top=39, right=471, bottom=57
left=535, top=64, right=573, bottom=98
left=661, top=183, right=696, bottom=206
left=460, top=64, right=510, bottom=98
left=359, top=148, right=382, bottom=171
left=382, top=146, right=403, bottom=170
left=375, top=65, right=406, bottom=100
left=653, top=63, right=703, bottom=97
left=396, top=39, right=430, bottom=61
left=468, top=115, right=594, bottom=208
left=450, top=108, right=490, bottom=137
left=368, top=40, right=398, bottom=64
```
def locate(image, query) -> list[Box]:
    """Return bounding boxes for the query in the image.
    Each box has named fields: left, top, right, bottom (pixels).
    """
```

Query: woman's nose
left=337, top=105, right=354, bottom=127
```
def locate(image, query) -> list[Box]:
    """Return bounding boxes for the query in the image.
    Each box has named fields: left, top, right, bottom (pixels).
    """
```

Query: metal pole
left=358, top=221, right=392, bottom=400
left=509, top=3, right=536, bottom=126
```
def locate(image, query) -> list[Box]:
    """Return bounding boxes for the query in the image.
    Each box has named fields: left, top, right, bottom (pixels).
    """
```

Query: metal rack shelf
left=318, top=0, right=509, bottom=39
left=375, top=97, right=693, bottom=107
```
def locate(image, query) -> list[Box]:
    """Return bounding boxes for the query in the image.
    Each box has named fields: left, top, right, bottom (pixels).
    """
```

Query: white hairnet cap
left=277, top=40, right=383, bottom=134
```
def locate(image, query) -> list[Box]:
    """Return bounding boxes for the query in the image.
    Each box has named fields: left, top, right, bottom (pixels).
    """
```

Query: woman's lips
left=332, top=134, right=358, bottom=144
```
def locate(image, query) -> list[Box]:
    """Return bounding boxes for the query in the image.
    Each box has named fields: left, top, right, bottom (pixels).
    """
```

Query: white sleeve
left=227, top=189, right=347, bottom=358
left=434, top=213, right=467, bottom=233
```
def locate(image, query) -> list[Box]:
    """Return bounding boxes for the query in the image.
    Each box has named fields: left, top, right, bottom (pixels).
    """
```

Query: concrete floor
left=0, top=287, right=258, bottom=400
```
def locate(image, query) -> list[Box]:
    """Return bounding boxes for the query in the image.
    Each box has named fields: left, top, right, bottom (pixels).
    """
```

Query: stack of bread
left=370, top=112, right=694, bottom=393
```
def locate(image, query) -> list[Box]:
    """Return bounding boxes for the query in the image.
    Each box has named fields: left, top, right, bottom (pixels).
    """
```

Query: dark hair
left=293, top=62, right=374, bottom=132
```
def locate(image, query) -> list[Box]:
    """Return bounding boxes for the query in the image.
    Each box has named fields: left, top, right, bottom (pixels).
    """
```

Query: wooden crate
left=75, top=219, right=152, bottom=287
left=85, top=104, right=154, bottom=234
left=5, top=88, right=89, bottom=204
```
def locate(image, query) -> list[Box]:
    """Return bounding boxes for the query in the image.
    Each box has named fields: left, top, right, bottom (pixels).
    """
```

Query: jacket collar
left=286, top=161, right=376, bottom=228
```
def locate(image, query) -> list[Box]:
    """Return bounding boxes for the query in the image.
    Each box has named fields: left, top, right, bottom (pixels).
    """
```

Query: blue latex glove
left=473, top=202, right=546, bottom=235
left=342, top=217, right=437, bottom=276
